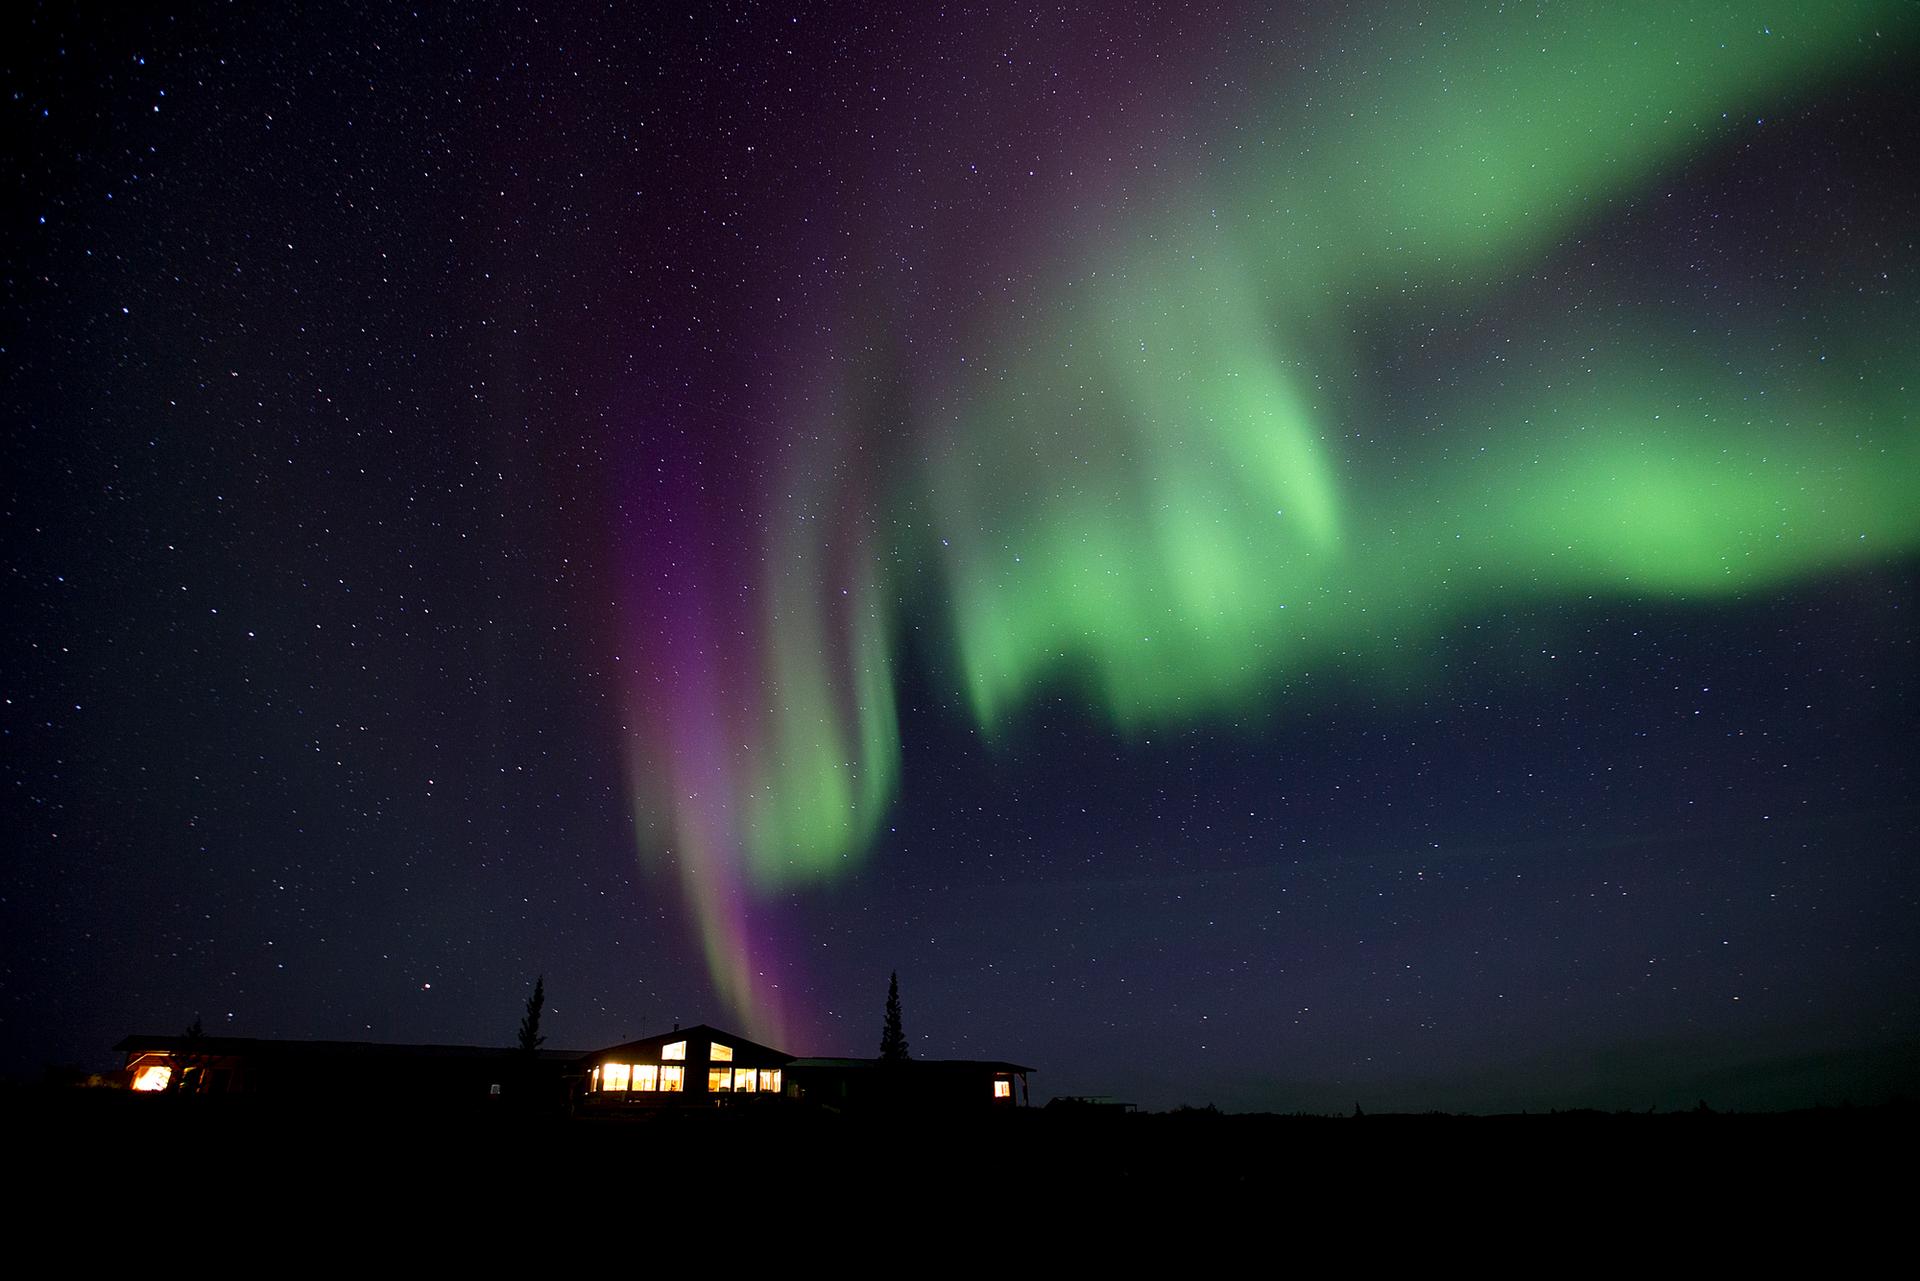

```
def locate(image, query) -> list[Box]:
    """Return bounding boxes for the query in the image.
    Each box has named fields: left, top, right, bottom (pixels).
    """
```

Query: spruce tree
left=509, top=975, right=548, bottom=1112
left=517, top=975, right=546, bottom=1054
left=879, top=971, right=910, bottom=1062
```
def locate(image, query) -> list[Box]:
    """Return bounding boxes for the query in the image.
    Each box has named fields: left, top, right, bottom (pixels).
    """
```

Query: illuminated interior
left=595, top=1051, right=1040, bottom=1104
left=595, top=1063, right=674, bottom=1092
left=131, top=1063, right=172, bottom=1092
left=586, top=1042, right=780, bottom=1098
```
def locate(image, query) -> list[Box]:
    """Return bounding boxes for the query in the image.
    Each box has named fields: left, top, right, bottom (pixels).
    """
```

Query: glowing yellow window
left=131, top=1064, right=172, bottom=1092
left=710, top=1042, right=733, bottom=1062
left=662, top=1040, right=687, bottom=1061
left=602, top=1063, right=631, bottom=1091
left=993, top=1080, right=1012, bottom=1099
left=758, top=1069, right=780, bottom=1093
left=707, top=1067, right=733, bottom=1092
left=733, top=1067, right=756, bottom=1092
left=659, top=1066, right=684, bottom=1092
left=633, top=1065, right=659, bottom=1091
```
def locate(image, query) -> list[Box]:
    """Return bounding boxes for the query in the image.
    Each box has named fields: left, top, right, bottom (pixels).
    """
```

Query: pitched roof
left=578, top=1023, right=792, bottom=1064
left=115, top=1034, right=582, bottom=1062
left=789, top=1056, right=1035, bottom=1074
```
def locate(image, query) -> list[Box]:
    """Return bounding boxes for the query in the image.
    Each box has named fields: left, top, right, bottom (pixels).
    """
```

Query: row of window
left=136, top=1054, right=1007, bottom=1100
left=592, top=1063, right=783, bottom=1095
left=596, top=1063, right=685, bottom=1092
left=709, top=1067, right=780, bottom=1093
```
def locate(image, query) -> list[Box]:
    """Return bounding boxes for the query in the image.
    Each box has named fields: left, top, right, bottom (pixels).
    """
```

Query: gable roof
left=579, top=1023, right=792, bottom=1065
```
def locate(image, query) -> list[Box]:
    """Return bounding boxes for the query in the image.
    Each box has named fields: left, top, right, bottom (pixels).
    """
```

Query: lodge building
left=582, top=1025, right=789, bottom=1102
left=115, top=1021, right=1032, bottom=1113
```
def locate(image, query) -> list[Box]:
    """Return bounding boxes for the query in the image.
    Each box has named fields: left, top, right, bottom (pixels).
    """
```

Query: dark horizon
left=82, top=1019, right=1920, bottom=1118
left=5, top=2, right=1916, bottom=1118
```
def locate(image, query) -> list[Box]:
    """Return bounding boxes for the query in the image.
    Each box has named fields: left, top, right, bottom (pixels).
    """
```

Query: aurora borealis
left=618, top=2, right=1920, bottom=1045
left=6, top=1, right=1917, bottom=1111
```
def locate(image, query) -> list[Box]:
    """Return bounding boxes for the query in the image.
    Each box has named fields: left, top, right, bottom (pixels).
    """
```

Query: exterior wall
left=584, top=1032, right=789, bottom=1107
left=125, top=1049, right=249, bottom=1095
left=787, top=1062, right=1028, bottom=1112
left=117, top=1044, right=574, bottom=1109
left=115, top=1030, right=1030, bottom=1114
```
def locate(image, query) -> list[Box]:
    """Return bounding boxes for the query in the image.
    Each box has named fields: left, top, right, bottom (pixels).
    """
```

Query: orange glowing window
left=707, top=1067, right=733, bottom=1092
left=658, top=1066, right=684, bottom=1092
left=733, top=1067, right=756, bottom=1092
left=661, top=1040, right=686, bottom=1061
left=994, top=1080, right=1012, bottom=1099
left=758, top=1069, right=781, bottom=1093
left=602, top=1063, right=631, bottom=1091
left=633, top=1065, right=659, bottom=1092
left=131, top=1064, right=172, bottom=1092
left=710, top=1042, right=733, bottom=1062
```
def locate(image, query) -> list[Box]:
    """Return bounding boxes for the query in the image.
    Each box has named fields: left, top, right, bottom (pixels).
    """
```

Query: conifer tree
left=517, top=975, right=546, bottom=1054
left=879, top=971, right=910, bottom=1062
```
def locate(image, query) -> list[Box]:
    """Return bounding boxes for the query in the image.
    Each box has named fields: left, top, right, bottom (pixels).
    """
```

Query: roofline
left=115, top=1034, right=584, bottom=1060
left=575, top=1023, right=792, bottom=1064
left=788, top=1057, right=1035, bottom=1073
left=113, top=1029, right=1034, bottom=1074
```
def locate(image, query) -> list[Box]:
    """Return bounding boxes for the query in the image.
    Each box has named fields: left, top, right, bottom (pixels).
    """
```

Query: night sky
left=5, top=2, right=1917, bottom=1113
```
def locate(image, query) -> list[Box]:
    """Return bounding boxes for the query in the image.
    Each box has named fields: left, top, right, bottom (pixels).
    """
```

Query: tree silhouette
left=510, top=975, right=547, bottom=1112
left=517, top=975, right=546, bottom=1055
left=879, top=971, right=910, bottom=1062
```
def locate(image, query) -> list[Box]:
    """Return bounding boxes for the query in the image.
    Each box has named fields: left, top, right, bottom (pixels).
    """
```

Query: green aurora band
left=633, top=3, right=1919, bottom=1031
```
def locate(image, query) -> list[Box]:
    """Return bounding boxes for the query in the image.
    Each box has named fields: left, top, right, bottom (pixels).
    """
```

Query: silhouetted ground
left=10, top=1083, right=1915, bottom=1211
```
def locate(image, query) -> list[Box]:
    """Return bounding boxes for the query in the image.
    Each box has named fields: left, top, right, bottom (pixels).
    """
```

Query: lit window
left=603, top=1063, right=631, bottom=1092
left=707, top=1067, right=733, bottom=1092
left=633, top=1065, right=658, bottom=1092
left=994, top=1080, right=1012, bottom=1099
left=758, top=1069, right=780, bottom=1093
left=662, top=1041, right=686, bottom=1061
left=659, top=1066, right=684, bottom=1092
left=733, top=1067, right=756, bottom=1092
left=131, top=1064, right=172, bottom=1092
left=710, top=1042, right=733, bottom=1062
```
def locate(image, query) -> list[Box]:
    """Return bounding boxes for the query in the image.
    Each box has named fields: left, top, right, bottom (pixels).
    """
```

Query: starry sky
left=4, top=2, right=1917, bottom=1113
